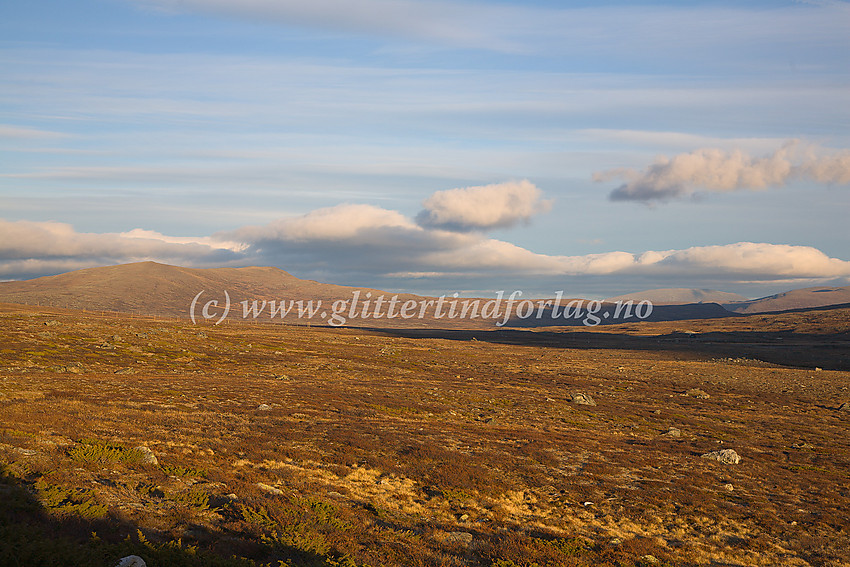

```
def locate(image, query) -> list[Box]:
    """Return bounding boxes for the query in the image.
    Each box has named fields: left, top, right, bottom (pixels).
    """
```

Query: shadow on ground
left=363, top=327, right=850, bottom=371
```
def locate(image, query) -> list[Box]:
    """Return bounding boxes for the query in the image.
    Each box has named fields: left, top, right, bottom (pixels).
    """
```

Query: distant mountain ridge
left=724, top=286, right=850, bottom=314
left=1, top=262, right=849, bottom=326
left=606, top=288, right=748, bottom=305
left=0, top=262, right=415, bottom=321
left=607, top=285, right=850, bottom=314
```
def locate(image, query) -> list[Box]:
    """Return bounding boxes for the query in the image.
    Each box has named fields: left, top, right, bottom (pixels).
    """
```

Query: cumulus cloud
left=218, top=203, right=475, bottom=276
left=227, top=204, right=419, bottom=244
left=626, top=242, right=850, bottom=279
left=420, top=241, right=850, bottom=280
left=596, top=141, right=850, bottom=202
left=216, top=202, right=850, bottom=285
left=416, top=180, right=552, bottom=232
left=0, top=219, right=242, bottom=279
left=3, top=185, right=850, bottom=290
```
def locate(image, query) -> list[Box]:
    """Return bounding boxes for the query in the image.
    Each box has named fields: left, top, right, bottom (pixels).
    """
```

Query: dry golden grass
left=1, top=302, right=849, bottom=566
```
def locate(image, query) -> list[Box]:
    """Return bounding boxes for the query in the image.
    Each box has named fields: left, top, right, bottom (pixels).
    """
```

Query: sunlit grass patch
left=67, top=438, right=148, bottom=465
left=160, top=463, right=208, bottom=478
left=34, top=477, right=108, bottom=519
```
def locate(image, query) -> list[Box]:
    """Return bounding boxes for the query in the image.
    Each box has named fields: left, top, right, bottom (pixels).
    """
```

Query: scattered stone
left=815, top=367, right=822, bottom=372
left=792, top=442, right=814, bottom=449
left=570, top=392, right=596, bottom=406
left=686, top=388, right=710, bottom=399
left=701, top=448, right=741, bottom=464
left=257, top=404, right=273, bottom=411
left=225, top=493, right=239, bottom=500
left=13, top=448, right=39, bottom=457
left=609, top=538, right=623, bottom=546
left=653, top=409, right=662, bottom=415
left=664, top=427, right=682, bottom=437
left=459, top=513, right=469, bottom=521
left=441, top=531, right=473, bottom=546
left=115, top=556, right=147, bottom=567
left=134, top=446, right=158, bottom=465
left=640, top=555, right=660, bottom=565
left=724, top=483, right=734, bottom=491
left=114, top=367, right=135, bottom=375
left=256, top=483, right=284, bottom=495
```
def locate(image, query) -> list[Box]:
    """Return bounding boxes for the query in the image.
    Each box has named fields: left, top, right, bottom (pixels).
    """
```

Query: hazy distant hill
left=4, top=262, right=846, bottom=327
left=0, top=262, right=746, bottom=328
left=724, top=286, right=850, bottom=314
left=0, top=262, right=422, bottom=324
left=605, top=288, right=748, bottom=305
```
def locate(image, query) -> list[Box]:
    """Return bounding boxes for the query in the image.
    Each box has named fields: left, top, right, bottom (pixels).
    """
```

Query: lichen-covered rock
left=701, top=448, right=741, bottom=464
left=256, top=482, right=284, bottom=495
left=686, top=388, right=710, bottom=399
left=134, top=446, right=158, bottom=465
left=570, top=392, right=596, bottom=406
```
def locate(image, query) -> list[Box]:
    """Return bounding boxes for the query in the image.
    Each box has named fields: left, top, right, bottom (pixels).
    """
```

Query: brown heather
left=0, top=302, right=849, bottom=566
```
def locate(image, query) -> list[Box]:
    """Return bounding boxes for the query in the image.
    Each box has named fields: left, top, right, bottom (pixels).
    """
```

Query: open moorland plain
left=1, top=302, right=849, bottom=567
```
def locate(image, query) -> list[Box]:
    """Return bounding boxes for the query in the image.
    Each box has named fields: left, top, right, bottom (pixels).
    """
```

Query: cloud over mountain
left=0, top=219, right=243, bottom=279
left=4, top=187, right=849, bottom=291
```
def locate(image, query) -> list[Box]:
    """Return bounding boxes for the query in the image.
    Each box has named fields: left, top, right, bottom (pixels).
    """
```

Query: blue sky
left=1, top=0, right=849, bottom=298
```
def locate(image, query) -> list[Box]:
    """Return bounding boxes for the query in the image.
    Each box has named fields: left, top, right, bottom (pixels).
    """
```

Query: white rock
left=115, top=556, right=147, bottom=567
left=256, top=482, right=284, bottom=495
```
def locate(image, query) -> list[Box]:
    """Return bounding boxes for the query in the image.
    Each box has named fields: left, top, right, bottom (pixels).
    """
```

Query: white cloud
left=215, top=198, right=850, bottom=286
left=801, top=150, right=850, bottom=184
left=3, top=193, right=850, bottom=289
left=596, top=141, right=850, bottom=202
left=120, top=228, right=247, bottom=252
left=627, top=242, right=850, bottom=279
left=0, top=219, right=242, bottom=278
left=227, top=204, right=419, bottom=244
left=416, top=180, right=552, bottom=231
